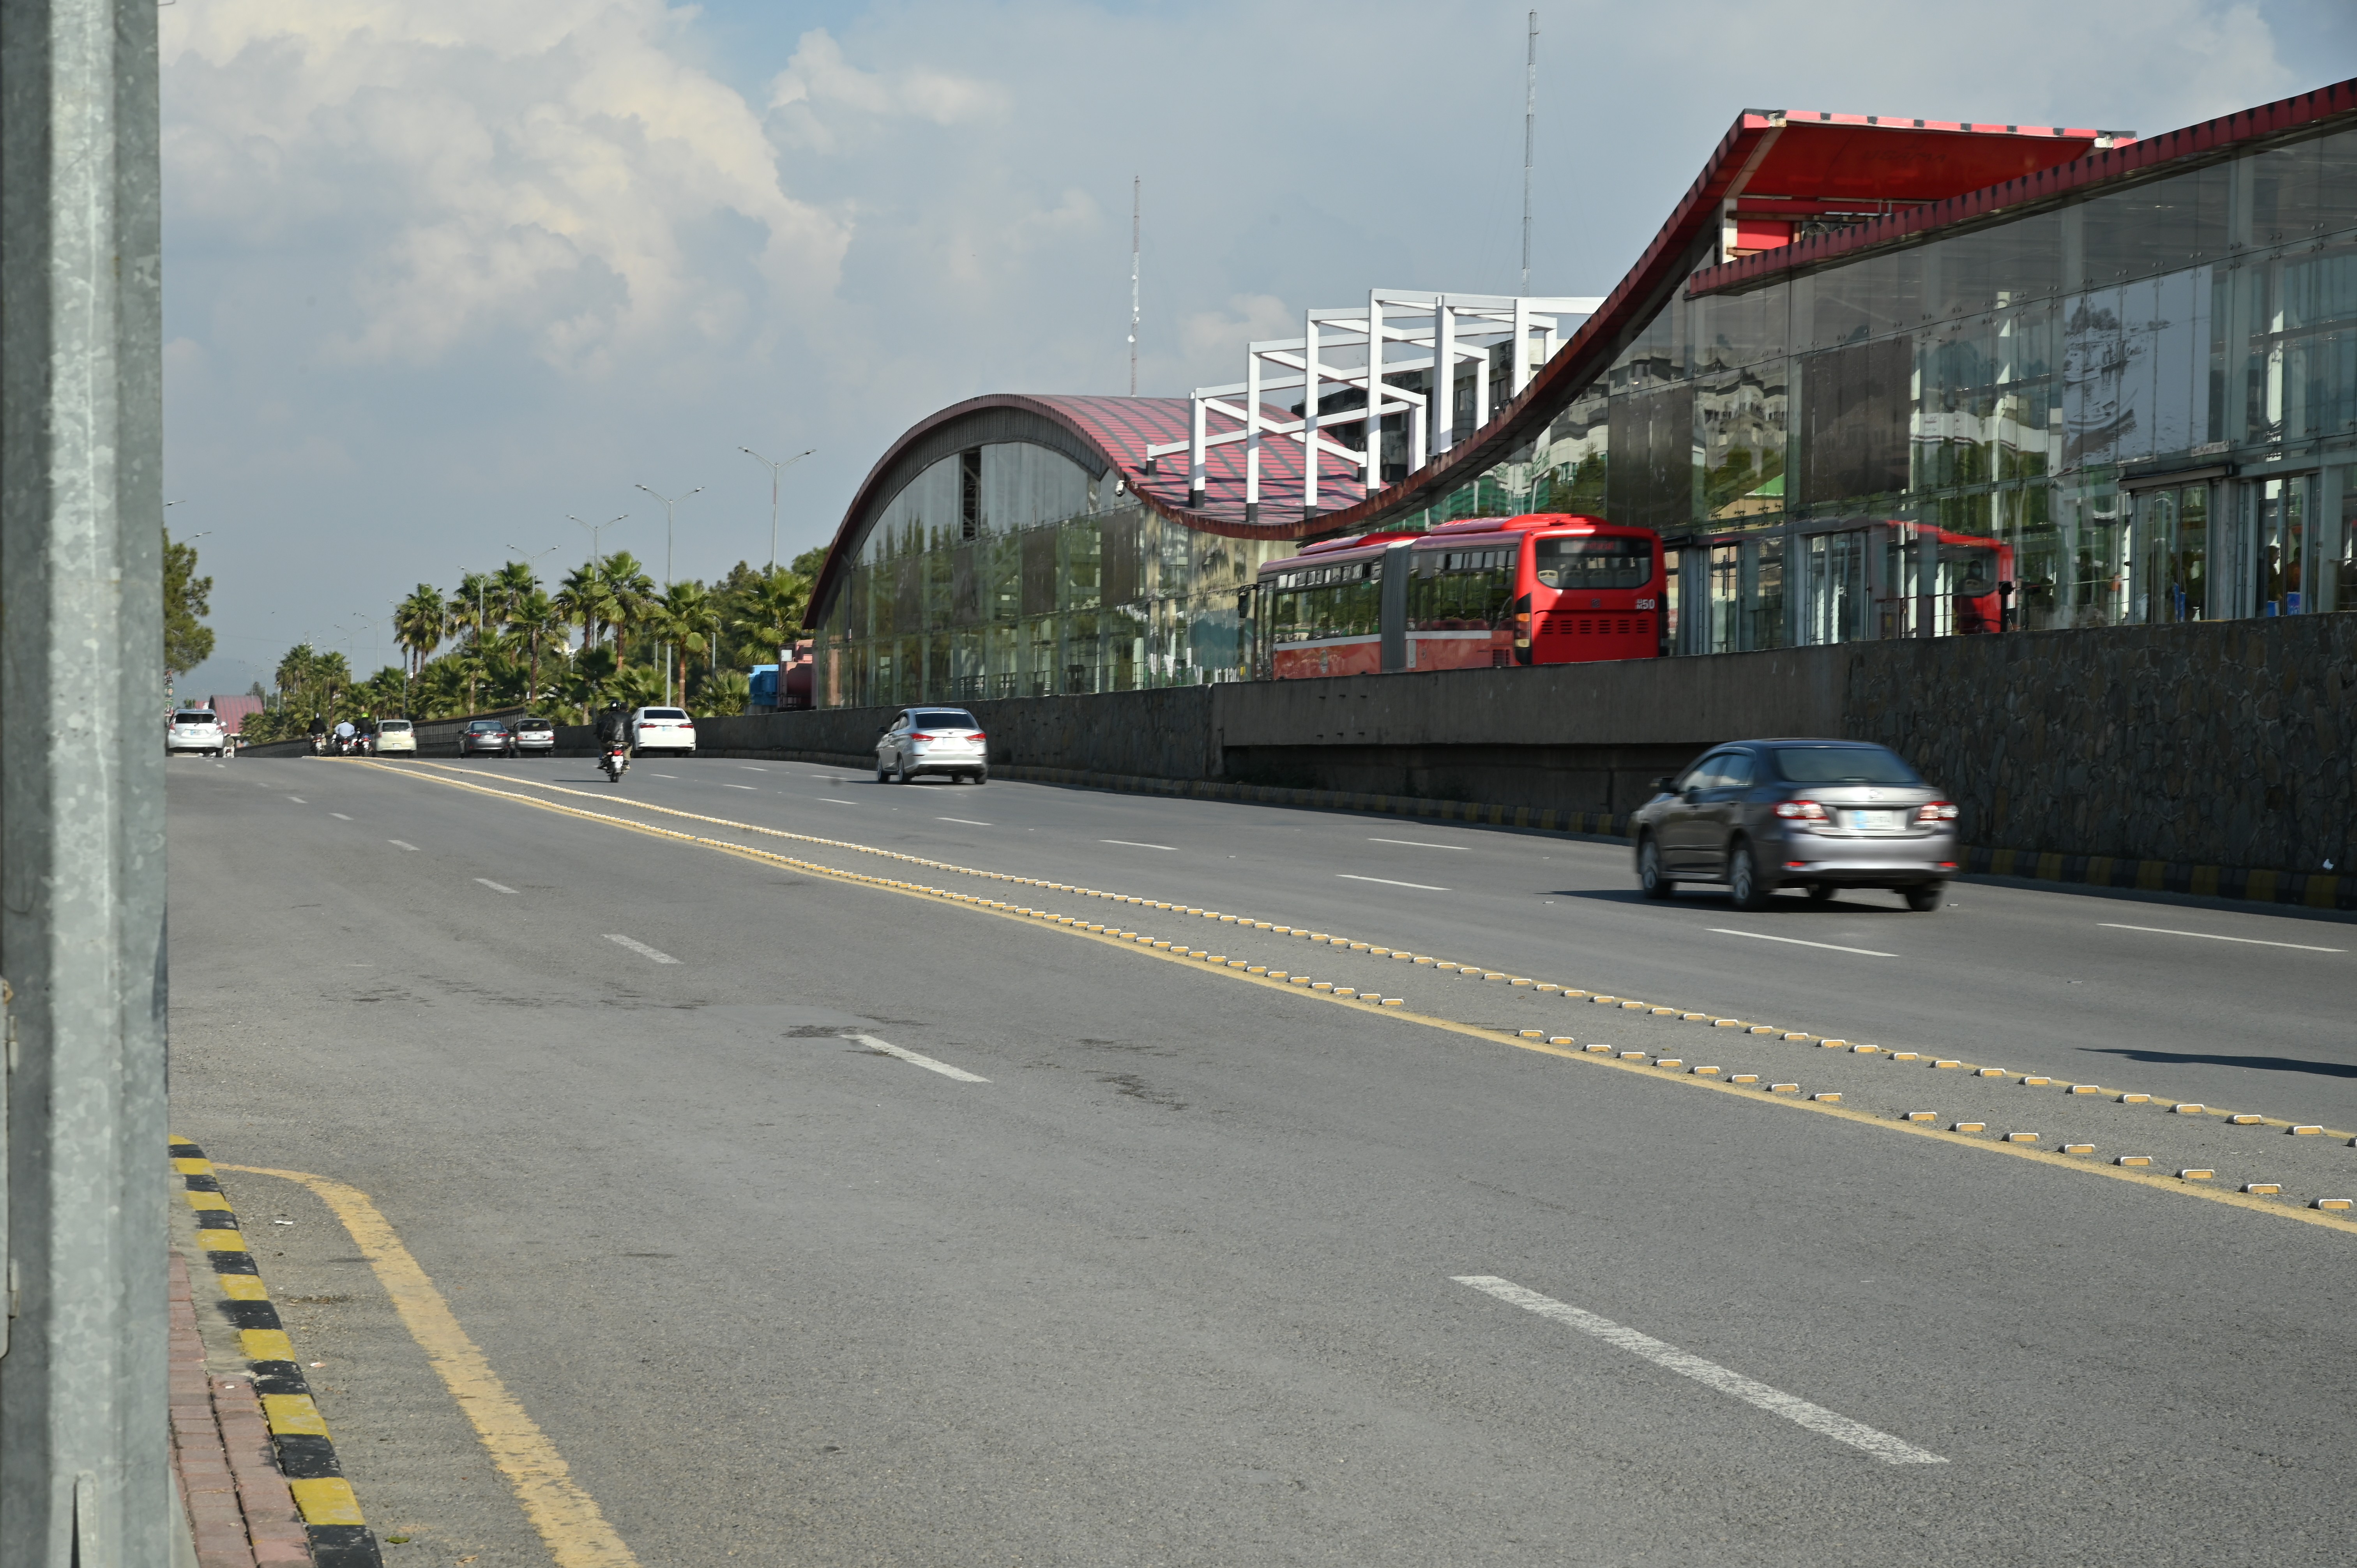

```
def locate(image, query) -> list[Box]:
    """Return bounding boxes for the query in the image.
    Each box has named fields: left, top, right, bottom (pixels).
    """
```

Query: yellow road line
left=220, top=1164, right=641, bottom=1568
left=359, top=760, right=2357, bottom=1240
left=384, top=761, right=2354, bottom=1137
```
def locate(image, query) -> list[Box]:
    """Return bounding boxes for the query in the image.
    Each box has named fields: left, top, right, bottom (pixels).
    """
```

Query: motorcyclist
left=593, top=700, right=631, bottom=772
left=333, top=719, right=357, bottom=754
left=307, top=713, right=327, bottom=753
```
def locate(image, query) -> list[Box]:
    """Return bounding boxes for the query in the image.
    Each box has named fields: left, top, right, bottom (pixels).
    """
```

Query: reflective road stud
left=1689, top=1065, right=1721, bottom=1076
left=2062, top=1144, right=2095, bottom=1155
left=2115, top=1155, right=2155, bottom=1168
left=1618, top=1051, right=1647, bottom=1061
left=1951, top=1121, right=1986, bottom=1134
left=2241, top=1183, right=2283, bottom=1195
left=1903, top=1112, right=1937, bottom=1123
left=1654, top=1058, right=1684, bottom=1070
left=2068, top=1084, right=2103, bottom=1095
left=2020, top=1076, right=2050, bottom=1086
left=2313, top=1199, right=2354, bottom=1211
left=2290, top=1125, right=2324, bottom=1135
left=2173, top=1104, right=2207, bottom=1115
left=2228, top=1114, right=2264, bottom=1125
left=1975, top=1067, right=2008, bottom=1078
left=1769, top=1083, right=1800, bottom=1095
left=2178, top=1169, right=2216, bottom=1181
left=1811, top=1092, right=1842, bottom=1104
left=1933, top=1059, right=1963, bottom=1069
left=2117, top=1093, right=2151, bottom=1104
left=2001, top=1132, right=2039, bottom=1143
left=1729, top=1074, right=1760, bottom=1084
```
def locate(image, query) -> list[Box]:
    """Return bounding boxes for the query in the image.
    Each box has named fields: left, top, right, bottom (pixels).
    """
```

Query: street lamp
left=567, top=512, right=628, bottom=574
left=740, top=447, right=814, bottom=573
left=635, top=483, right=701, bottom=703
left=633, top=483, right=701, bottom=589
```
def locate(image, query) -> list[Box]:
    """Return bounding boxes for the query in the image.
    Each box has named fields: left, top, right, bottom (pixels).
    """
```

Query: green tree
left=648, top=580, right=713, bottom=706
left=598, top=553, right=655, bottom=665
left=698, top=668, right=750, bottom=716
left=731, top=565, right=810, bottom=666
left=509, top=589, right=564, bottom=712
left=394, top=585, right=446, bottom=682
left=163, top=529, right=215, bottom=681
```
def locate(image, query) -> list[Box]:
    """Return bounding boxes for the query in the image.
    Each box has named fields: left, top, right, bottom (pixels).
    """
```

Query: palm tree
left=451, top=570, right=498, bottom=711
left=510, top=589, right=564, bottom=712
left=491, top=560, right=538, bottom=629
left=392, top=585, right=446, bottom=710
left=648, top=581, right=713, bottom=706
left=555, top=565, right=607, bottom=652
left=560, top=644, right=620, bottom=720
left=599, top=552, right=655, bottom=667
left=732, top=565, right=810, bottom=665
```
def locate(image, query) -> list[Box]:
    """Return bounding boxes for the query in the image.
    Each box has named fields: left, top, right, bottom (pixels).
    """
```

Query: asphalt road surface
left=169, top=754, right=2357, bottom=1566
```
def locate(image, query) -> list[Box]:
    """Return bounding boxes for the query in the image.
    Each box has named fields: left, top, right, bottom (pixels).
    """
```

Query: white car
left=166, top=709, right=226, bottom=757
left=373, top=719, right=417, bottom=755
left=875, top=707, right=987, bottom=784
left=630, top=707, right=697, bottom=756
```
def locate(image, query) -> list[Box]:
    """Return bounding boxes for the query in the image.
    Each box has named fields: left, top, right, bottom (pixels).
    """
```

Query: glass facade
left=1392, top=124, right=2357, bottom=651
left=814, top=443, right=1290, bottom=707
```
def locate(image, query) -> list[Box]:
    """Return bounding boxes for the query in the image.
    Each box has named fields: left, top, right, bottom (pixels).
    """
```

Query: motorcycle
left=601, top=745, right=628, bottom=782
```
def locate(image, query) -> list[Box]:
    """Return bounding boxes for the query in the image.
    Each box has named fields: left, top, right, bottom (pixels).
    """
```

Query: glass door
left=2135, top=484, right=2209, bottom=623
left=2256, top=475, right=2309, bottom=616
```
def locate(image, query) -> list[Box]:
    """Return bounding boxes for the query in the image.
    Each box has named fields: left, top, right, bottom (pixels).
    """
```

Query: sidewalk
left=168, top=1138, right=383, bottom=1568
left=170, top=1250, right=315, bottom=1566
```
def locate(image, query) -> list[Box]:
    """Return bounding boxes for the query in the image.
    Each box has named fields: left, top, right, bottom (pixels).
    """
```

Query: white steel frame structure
left=1144, top=290, right=1601, bottom=521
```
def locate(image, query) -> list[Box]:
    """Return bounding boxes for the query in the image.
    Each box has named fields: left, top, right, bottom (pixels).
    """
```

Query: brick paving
left=170, top=1250, right=313, bottom=1566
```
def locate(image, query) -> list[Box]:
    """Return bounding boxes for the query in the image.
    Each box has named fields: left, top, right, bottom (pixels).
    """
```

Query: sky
left=163, top=0, right=2355, bottom=696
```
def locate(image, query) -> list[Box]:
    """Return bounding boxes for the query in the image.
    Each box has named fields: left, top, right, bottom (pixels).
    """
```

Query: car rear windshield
left=1534, top=536, right=1651, bottom=590
left=173, top=712, right=216, bottom=723
left=516, top=720, right=550, bottom=730
left=643, top=708, right=688, bottom=720
left=1768, top=745, right=1921, bottom=785
left=378, top=721, right=411, bottom=731
left=913, top=710, right=978, bottom=729
left=468, top=720, right=502, bottom=731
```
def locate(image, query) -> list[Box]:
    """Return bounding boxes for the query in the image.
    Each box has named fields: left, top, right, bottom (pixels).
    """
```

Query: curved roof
left=813, top=80, right=2357, bottom=627
left=807, top=392, right=1360, bottom=626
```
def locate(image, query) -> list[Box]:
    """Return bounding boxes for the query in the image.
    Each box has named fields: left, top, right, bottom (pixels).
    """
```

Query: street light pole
left=567, top=513, right=628, bottom=653
left=739, top=447, right=814, bottom=573
left=635, top=484, right=701, bottom=704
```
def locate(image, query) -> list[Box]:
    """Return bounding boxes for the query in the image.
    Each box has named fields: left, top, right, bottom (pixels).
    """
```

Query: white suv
left=166, top=710, right=226, bottom=757
left=629, top=707, right=697, bottom=756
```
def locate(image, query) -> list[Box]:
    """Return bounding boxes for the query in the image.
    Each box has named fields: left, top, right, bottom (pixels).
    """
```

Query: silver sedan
left=875, top=708, right=988, bottom=784
left=1630, top=739, right=1959, bottom=911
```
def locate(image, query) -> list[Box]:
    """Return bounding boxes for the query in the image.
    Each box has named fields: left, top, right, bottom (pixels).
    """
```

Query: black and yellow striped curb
left=640, top=750, right=2353, bottom=915
left=171, top=1136, right=382, bottom=1568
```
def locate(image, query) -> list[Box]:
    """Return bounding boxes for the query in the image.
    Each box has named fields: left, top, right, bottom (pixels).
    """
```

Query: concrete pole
left=1, top=0, right=172, bottom=1561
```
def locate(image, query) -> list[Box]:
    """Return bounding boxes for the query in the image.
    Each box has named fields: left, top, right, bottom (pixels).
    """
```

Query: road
left=168, top=754, right=2357, bottom=1565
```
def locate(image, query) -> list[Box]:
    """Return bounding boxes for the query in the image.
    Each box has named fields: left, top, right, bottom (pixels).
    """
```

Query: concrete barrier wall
left=1846, top=614, right=2357, bottom=875
left=240, top=616, right=2352, bottom=876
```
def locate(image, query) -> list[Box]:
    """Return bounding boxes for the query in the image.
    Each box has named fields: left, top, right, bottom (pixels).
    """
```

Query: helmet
left=606, top=698, right=623, bottom=709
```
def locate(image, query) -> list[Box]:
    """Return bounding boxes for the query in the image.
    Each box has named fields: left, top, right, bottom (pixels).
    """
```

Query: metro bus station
left=805, top=78, right=2357, bottom=709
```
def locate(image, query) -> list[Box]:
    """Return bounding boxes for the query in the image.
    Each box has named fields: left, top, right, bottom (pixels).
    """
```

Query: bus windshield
left=1534, top=536, right=1651, bottom=590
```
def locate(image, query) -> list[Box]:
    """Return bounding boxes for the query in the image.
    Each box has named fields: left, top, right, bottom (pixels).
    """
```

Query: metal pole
left=1, top=0, right=171, bottom=1558
left=1129, top=175, right=1140, bottom=397
left=739, top=449, right=813, bottom=575
left=1521, top=10, right=1538, bottom=295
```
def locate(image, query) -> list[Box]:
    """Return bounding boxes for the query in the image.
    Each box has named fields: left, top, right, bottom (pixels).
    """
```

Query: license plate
left=1843, top=810, right=1905, bottom=832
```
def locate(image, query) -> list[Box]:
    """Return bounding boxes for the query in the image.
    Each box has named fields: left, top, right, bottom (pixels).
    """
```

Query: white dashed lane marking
left=287, top=796, right=306, bottom=804
left=475, top=878, right=518, bottom=894
left=1709, top=928, right=1896, bottom=959
left=1101, top=839, right=1177, bottom=851
left=1368, top=837, right=1469, bottom=850
left=844, top=1033, right=989, bottom=1082
left=387, top=840, right=419, bottom=852
left=1338, top=873, right=1447, bottom=891
left=938, top=818, right=991, bottom=826
left=604, top=934, right=678, bottom=964
left=1454, top=1276, right=1946, bottom=1466
left=331, top=812, right=352, bottom=821
left=2099, top=922, right=2343, bottom=954
left=721, top=784, right=757, bottom=790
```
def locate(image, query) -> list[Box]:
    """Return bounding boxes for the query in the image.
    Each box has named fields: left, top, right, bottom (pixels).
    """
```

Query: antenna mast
left=1129, top=175, right=1141, bottom=396
left=1521, top=10, right=1538, bottom=293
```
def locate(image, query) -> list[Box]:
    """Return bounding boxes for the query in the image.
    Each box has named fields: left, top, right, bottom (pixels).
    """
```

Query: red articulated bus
left=1255, top=514, right=1664, bottom=679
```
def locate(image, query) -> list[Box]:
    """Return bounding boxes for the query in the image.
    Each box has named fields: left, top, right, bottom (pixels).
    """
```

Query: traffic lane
left=480, top=756, right=2357, bottom=1125
left=172, top=765, right=2357, bottom=1564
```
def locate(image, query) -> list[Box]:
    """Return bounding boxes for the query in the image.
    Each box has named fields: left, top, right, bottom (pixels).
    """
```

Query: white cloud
left=164, top=0, right=847, bottom=370
left=766, top=28, right=1008, bottom=154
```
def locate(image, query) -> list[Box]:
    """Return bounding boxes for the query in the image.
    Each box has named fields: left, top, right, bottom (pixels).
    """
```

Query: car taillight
left=1917, top=801, right=1959, bottom=821
left=971, top=732, right=986, bottom=742
left=1775, top=800, right=1828, bottom=821
left=910, top=731, right=937, bottom=741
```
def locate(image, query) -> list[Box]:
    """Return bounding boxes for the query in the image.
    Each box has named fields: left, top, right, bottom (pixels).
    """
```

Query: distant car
left=629, top=707, right=696, bottom=756
left=458, top=718, right=515, bottom=758
left=875, top=707, right=987, bottom=784
left=167, top=709, right=226, bottom=757
left=373, top=719, right=417, bottom=755
left=512, top=717, right=556, bottom=755
left=1629, top=738, right=1958, bottom=912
